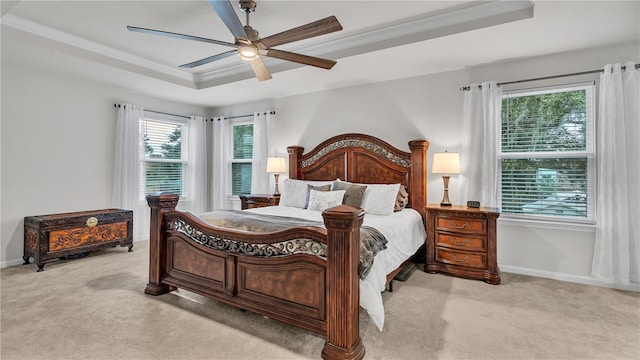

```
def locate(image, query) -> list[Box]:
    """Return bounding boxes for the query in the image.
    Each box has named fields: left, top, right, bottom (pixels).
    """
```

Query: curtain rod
left=220, top=111, right=276, bottom=120
left=460, top=63, right=640, bottom=91
left=115, top=105, right=276, bottom=121
left=113, top=104, right=191, bottom=119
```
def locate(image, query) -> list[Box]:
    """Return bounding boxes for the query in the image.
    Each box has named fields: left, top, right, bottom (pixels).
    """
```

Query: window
left=231, top=122, right=253, bottom=195
left=142, top=117, right=186, bottom=196
left=499, top=84, right=595, bottom=222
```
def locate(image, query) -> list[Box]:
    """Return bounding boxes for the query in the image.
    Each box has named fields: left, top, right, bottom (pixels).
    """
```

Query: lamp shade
left=432, top=152, right=461, bottom=174
left=266, top=157, right=286, bottom=173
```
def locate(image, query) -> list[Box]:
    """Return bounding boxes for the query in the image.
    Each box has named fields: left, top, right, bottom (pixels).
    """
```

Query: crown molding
left=193, top=1, right=534, bottom=86
left=2, top=1, right=533, bottom=89
left=307, top=0, right=534, bottom=57
left=1, top=13, right=196, bottom=87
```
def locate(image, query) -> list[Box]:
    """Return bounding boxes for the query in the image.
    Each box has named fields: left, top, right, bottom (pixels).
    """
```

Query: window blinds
left=143, top=119, right=185, bottom=195
left=499, top=85, right=595, bottom=221
left=231, top=123, right=253, bottom=196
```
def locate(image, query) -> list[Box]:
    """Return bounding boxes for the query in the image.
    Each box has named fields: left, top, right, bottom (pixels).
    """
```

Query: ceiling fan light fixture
left=238, top=44, right=258, bottom=60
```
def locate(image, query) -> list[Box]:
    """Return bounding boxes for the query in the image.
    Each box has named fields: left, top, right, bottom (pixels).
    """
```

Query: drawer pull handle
left=451, top=254, right=469, bottom=263
left=451, top=238, right=470, bottom=246
left=450, top=221, right=469, bottom=229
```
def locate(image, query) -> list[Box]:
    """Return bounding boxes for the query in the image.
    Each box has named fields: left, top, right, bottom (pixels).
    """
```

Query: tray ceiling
left=2, top=1, right=638, bottom=107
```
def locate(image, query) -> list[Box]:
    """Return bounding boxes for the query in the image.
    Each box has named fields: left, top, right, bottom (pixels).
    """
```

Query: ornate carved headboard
left=287, top=133, right=429, bottom=219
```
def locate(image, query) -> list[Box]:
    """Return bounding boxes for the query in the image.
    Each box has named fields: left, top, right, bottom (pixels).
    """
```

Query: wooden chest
left=24, top=209, right=133, bottom=272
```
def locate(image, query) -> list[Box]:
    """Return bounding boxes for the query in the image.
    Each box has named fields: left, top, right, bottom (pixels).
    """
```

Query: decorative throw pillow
left=304, top=184, right=332, bottom=208
left=332, top=180, right=367, bottom=208
left=360, top=183, right=401, bottom=216
left=279, top=179, right=332, bottom=208
left=307, top=190, right=346, bottom=212
left=394, top=184, right=409, bottom=211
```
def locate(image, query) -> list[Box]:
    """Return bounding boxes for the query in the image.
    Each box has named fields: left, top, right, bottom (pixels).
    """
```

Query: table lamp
left=266, top=157, right=286, bottom=195
left=432, top=151, right=460, bottom=206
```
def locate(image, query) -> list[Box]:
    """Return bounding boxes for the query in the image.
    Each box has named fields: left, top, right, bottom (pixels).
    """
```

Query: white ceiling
left=2, top=1, right=639, bottom=107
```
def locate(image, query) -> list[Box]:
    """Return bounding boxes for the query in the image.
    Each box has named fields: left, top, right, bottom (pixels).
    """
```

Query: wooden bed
left=145, top=133, right=429, bottom=360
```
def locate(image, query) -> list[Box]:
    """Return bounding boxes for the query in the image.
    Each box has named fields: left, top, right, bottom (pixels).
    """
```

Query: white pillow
left=279, top=179, right=333, bottom=208
left=360, top=183, right=401, bottom=216
left=306, top=190, right=346, bottom=212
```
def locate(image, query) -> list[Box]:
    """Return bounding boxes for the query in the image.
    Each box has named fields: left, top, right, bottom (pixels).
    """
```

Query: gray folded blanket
left=199, top=210, right=387, bottom=279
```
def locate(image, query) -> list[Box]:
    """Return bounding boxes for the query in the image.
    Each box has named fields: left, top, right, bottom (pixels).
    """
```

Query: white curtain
left=592, top=62, right=640, bottom=288
left=112, top=104, right=148, bottom=239
left=250, top=111, right=274, bottom=194
left=180, top=116, right=207, bottom=214
left=459, top=81, right=502, bottom=208
left=212, top=116, right=231, bottom=210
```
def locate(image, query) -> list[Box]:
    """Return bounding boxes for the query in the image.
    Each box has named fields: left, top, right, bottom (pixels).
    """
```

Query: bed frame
left=145, top=133, right=428, bottom=360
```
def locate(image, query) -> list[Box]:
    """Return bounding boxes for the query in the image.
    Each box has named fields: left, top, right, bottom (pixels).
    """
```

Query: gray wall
left=1, top=61, right=207, bottom=266
left=212, top=41, right=639, bottom=287
left=2, top=33, right=637, bottom=289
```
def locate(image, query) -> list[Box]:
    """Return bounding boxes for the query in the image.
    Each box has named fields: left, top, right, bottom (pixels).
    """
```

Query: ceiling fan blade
left=208, top=0, right=250, bottom=42
left=127, top=26, right=236, bottom=48
left=260, top=16, right=342, bottom=48
left=264, top=49, right=336, bottom=70
left=179, top=50, right=238, bottom=68
left=248, top=57, right=272, bottom=81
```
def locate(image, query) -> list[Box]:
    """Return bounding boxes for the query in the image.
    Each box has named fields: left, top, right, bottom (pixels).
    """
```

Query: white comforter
left=243, top=205, right=425, bottom=331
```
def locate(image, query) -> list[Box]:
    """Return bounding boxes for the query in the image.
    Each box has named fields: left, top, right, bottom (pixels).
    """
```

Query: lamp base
left=273, top=174, right=281, bottom=195
left=440, top=175, right=452, bottom=206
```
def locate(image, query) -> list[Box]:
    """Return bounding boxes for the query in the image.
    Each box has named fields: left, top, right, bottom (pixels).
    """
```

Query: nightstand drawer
left=436, top=216, right=486, bottom=234
left=245, top=202, right=263, bottom=209
left=239, top=195, right=280, bottom=210
left=435, top=233, right=486, bottom=251
left=435, top=248, right=486, bottom=269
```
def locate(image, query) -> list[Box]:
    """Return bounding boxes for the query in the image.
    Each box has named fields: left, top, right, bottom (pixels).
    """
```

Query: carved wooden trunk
left=24, top=209, right=133, bottom=271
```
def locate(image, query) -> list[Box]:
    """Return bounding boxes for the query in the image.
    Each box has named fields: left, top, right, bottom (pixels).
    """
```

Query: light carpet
left=1, top=240, right=638, bottom=360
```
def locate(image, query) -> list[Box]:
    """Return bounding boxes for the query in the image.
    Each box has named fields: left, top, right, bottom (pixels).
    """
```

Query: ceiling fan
left=127, top=0, right=343, bottom=81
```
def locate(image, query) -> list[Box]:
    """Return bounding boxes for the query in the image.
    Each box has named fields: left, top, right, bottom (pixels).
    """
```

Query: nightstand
left=425, top=204, right=500, bottom=284
left=239, top=194, right=280, bottom=210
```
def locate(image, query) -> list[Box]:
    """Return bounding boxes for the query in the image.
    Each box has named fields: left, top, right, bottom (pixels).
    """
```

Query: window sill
left=498, top=215, right=596, bottom=232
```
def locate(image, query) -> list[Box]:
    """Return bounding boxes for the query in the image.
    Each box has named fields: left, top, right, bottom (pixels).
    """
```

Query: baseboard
left=1, top=238, right=148, bottom=270
left=501, top=265, right=640, bottom=292
left=1, top=258, right=25, bottom=268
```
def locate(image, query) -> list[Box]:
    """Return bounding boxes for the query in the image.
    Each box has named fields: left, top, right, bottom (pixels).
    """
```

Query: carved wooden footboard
left=145, top=194, right=365, bottom=360
left=145, top=133, right=429, bottom=360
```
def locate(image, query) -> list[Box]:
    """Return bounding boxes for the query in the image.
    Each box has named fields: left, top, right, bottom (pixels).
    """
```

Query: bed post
left=287, top=146, right=304, bottom=180
left=409, top=140, right=429, bottom=220
left=145, top=192, right=179, bottom=296
left=321, top=205, right=366, bottom=360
